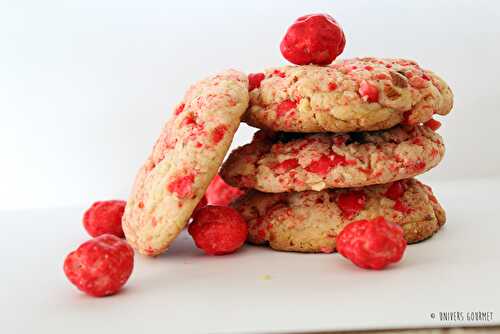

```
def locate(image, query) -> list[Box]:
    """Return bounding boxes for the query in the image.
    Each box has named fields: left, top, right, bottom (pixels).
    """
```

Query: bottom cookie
left=231, top=178, right=445, bottom=253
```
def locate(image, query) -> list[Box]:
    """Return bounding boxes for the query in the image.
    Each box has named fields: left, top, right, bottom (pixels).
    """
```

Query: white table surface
left=2, top=178, right=500, bottom=334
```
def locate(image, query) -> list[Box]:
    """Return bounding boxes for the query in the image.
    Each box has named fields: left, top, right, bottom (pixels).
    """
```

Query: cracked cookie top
left=221, top=124, right=444, bottom=193
left=244, top=57, right=453, bottom=132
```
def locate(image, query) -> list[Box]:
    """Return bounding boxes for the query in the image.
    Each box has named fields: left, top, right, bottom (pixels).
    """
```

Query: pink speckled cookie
left=221, top=124, right=444, bottom=193
left=122, top=70, right=249, bottom=256
left=244, top=57, right=453, bottom=132
left=232, top=179, right=445, bottom=253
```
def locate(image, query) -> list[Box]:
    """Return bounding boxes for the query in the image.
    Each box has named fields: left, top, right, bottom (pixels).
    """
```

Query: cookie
left=122, top=70, right=249, bottom=256
left=221, top=124, right=444, bottom=193
left=244, top=57, right=453, bottom=132
left=231, top=179, right=445, bottom=253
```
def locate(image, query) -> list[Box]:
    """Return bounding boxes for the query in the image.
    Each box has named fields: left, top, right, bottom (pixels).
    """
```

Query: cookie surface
left=122, top=70, right=249, bottom=256
left=232, top=179, right=445, bottom=253
left=221, top=125, right=444, bottom=193
left=244, top=57, right=453, bottom=132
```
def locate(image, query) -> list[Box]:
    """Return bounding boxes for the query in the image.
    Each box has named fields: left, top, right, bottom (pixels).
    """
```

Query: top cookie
left=244, top=57, right=453, bottom=132
left=122, top=70, right=249, bottom=256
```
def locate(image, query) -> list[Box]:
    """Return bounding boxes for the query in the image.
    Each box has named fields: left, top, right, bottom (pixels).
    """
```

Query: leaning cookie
left=244, top=57, right=453, bottom=133
left=231, top=179, right=445, bottom=253
left=122, top=70, right=249, bottom=256
left=221, top=124, right=444, bottom=193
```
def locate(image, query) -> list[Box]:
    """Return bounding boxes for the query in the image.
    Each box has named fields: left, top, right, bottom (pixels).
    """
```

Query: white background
left=1, top=0, right=500, bottom=210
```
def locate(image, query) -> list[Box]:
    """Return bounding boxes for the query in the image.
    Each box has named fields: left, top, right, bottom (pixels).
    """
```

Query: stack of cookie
left=221, top=57, right=453, bottom=253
